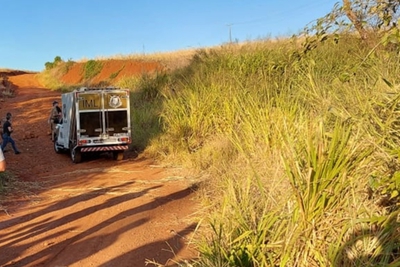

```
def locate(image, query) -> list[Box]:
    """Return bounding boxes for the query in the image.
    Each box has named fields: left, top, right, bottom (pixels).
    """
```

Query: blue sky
left=0, top=0, right=339, bottom=71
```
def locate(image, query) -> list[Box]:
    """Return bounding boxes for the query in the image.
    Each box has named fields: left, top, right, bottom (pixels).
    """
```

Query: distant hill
left=1, top=47, right=206, bottom=88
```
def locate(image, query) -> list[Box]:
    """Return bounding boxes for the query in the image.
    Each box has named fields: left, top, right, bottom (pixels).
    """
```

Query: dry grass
left=73, top=38, right=283, bottom=71
left=75, top=48, right=199, bottom=71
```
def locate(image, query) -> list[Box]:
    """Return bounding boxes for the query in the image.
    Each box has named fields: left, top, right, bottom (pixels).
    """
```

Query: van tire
left=113, top=151, right=124, bottom=161
left=70, top=143, right=82, bottom=163
left=54, top=141, right=63, bottom=154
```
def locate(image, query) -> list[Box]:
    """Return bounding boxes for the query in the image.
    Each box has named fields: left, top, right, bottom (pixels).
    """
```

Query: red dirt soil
left=0, top=74, right=198, bottom=267
left=61, top=60, right=164, bottom=85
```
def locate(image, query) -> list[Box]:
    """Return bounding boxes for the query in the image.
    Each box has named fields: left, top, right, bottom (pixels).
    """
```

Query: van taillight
left=78, top=139, right=90, bottom=146
left=119, top=137, right=131, bottom=144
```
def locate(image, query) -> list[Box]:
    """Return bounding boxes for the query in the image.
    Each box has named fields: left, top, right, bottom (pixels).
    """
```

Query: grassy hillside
left=38, top=35, right=400, bottom=266
left=35, top=49, right=198, bottom=91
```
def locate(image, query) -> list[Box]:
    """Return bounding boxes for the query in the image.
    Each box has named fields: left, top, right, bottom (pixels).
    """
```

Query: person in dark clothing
left=48, top=101, right=62, bottom=141
left=1, top=112, right=20, bottom=154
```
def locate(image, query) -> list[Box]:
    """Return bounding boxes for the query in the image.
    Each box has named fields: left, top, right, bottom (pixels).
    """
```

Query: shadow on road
left=0, top=184, right=197, bottom=266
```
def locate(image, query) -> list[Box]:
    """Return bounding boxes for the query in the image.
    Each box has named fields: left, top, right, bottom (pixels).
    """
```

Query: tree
left=54, top=56, right=62, bottom=64
left=44, top=56, right=64, bottom=70
left=344, top=0, right=399, bottom=40
left=303, top=0, right=400, bottom=43
left=342, top=0, right=369, bottom=41
left=44, top=62, right=54, bottom=70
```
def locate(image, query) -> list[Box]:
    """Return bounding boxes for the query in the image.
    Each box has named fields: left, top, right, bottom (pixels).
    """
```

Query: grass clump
left=109, top=66, right=124, bottom=80
left=0, top=172, right=10, bottom=192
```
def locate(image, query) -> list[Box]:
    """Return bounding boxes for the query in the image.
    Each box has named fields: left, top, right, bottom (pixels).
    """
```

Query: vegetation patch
left=109, top=65, right=125, bottom=80
left=44, top=56, right=63, bottom=70
left=83, top=60, right=103, bottom=80
left=59, top=60, right=75, bottom=75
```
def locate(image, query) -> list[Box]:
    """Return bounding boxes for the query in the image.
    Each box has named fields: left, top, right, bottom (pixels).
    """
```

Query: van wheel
left=113, top=151, right=124, bottom=161
left=70, top=145, right=82, bottom=163
left=54, top=141, right=63, bottom=154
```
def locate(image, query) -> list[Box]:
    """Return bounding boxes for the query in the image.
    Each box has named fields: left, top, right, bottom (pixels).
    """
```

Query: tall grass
left=139, top=36, right=400, bottom=266
left=116, top=73, right=171, bottom=152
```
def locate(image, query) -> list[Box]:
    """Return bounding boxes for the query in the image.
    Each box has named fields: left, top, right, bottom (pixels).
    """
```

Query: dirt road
left=0, top=75, right=198, bottom=267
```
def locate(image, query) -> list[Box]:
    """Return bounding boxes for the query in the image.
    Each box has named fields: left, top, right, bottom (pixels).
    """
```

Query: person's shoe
left=15, top=151, right=21, bottom=154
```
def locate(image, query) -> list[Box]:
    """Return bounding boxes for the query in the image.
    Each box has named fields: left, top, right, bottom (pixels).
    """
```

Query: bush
left=44, top=56, right=64, bottom=70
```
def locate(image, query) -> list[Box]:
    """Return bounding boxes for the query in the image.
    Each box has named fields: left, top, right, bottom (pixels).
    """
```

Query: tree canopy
left=304, top=0, right=400, bottom=43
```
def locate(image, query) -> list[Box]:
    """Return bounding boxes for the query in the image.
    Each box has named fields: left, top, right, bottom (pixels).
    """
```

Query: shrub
left=44, top=56, right=64, bottom=70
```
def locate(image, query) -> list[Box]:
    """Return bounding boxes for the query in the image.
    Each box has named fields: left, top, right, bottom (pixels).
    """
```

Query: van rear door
left=103, top=90, right=130, bottom=136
